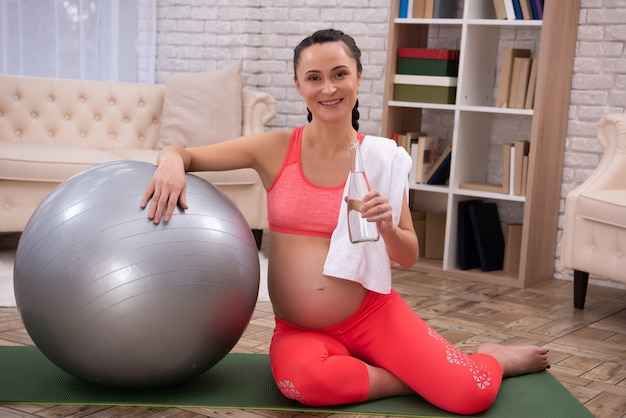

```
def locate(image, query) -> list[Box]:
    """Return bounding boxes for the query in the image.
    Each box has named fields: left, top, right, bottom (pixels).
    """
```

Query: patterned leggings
left=269, top=289, right=503, bottom=415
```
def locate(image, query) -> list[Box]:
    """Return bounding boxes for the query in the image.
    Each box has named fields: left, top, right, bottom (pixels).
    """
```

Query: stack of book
left=394, top=132, right=452, bottom=185
left=502, top=140, right=530, bottom=196
left=398, top=0, right=456, bottom=18
left=492, top=0, right=544, bottom=20
left=409, top=134, right=438, bottom=184
left=393, top=48, right=459, bottom=105
left=496, top=47, right=538, bottom=109
left=398, top=0, right=455, bottom=18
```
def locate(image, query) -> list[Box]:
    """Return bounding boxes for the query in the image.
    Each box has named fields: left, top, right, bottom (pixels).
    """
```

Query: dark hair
left=294, top=29, right=362, bottom=131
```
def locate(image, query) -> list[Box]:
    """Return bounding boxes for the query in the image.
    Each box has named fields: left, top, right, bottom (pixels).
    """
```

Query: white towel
left=323, top=135, right=412, bottom=294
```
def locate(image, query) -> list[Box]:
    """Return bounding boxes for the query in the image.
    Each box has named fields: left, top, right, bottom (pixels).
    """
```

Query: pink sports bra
left=266, top=127, right=364, bottom=238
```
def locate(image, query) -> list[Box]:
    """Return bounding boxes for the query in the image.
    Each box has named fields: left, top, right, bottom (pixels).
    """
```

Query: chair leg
left=251, top=228, right=263, bottom=251
left=573, top=270, right=589, bottom=309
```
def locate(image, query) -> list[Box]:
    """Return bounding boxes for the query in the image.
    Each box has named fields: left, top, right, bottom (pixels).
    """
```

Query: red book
left=397, top=48, right=460, bottom=60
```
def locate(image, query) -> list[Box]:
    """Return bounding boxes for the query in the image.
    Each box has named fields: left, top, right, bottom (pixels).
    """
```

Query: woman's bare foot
left=477, top=343, right=550, bottom=377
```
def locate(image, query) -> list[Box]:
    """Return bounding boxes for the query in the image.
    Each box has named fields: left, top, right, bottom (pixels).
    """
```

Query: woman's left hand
left=360, top=189, right=394, bottom=233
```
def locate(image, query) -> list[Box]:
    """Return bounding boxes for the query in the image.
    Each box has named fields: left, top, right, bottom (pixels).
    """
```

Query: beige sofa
left=0, top=62, right=276, bottom=247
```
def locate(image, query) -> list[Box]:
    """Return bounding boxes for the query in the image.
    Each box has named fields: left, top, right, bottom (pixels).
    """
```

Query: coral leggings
left=269, top=290, right=503, bottom=415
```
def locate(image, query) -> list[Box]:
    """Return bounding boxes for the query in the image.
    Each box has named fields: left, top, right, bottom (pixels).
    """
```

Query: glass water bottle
left=347, top=140, right=380, bottom=243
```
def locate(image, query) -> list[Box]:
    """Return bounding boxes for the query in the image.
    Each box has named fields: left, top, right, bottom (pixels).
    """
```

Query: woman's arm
left=141, top=131, right=287, bottom=224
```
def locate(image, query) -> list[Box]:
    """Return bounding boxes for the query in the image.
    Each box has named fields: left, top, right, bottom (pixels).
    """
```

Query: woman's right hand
left=140, top=151, right=189, bottom=224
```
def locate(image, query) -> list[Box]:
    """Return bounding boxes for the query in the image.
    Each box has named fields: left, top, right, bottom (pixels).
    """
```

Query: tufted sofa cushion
left=0, top=76, right=164, bottom=150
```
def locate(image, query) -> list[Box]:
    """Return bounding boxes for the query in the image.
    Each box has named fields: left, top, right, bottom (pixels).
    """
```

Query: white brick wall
left=155, top=0, right=390, bottom=133
left=154, top=0, right=626, bottom=288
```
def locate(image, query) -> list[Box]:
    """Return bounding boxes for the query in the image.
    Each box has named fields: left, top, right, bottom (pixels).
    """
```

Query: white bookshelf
left=382, top=0, right=580, bottom=287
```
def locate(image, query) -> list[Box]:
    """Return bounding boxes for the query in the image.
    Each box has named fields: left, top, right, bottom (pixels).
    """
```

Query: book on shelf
left=468, top=202, right=505, bottom=272
left=408, top=0, right=453, bottom=19
left=508, top=56, right=532, bottom=109
left=513, top=140, right=530, bottom=195
left=423, top=0, right=434, bottom=18
left=397, top=57, right=460, bottom=77
left=459, top=181, right=502, bottom=194
left=498, top=0, right=542, bottom=20
left=512, top=0, right=523, bottom=19
left=524, top=58, right=538, bottom=109
left=393, top=84, right=457, bottom=104
left=397, top=48, right=460, bottom=60
left=501, top=140, right=530, bottom=196
left=508, top=145, right=516, bottom=195
left=411, top=0, right=426, bottom=18
left=503, top=223, right=523, bottom=274
left=503, top=0, right=516, bottom=20
left=425, top=144, right=452, bottom=185
left=425, top=211, right=446, bottom=259
left=409, top=142, right=419, bottom=184
left=397, top=131, right=424, bottom=155
left=396, top=48, right=460, bottom=84
left=530, top=0, right=543, bottom=19
left=394, top=74, right=458, bottom=87
left=432, top=0, right=455, bottom=18
left=502, top=144, right=513, bottom=194
left=521, top=155, right=529, bottom=196
left=396, top=133, right=406, bottom=152
left=501, top=143, right=511, bottom=194
left=409, top=0, right=432, bottom=18
left=496, top=48, right=531, bottom=108
left=519, top=0, right=534, bottom=19
left=414, top=135, right=439, bottom=183
left=492, top=0, right=508, bottom=19
left=457, top=199, right=482, bottom=270
left=399, top=0, right=409, bottom=18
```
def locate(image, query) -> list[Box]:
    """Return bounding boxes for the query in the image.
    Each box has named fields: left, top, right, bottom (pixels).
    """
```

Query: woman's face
left=294, top=41, right=362, bottom=126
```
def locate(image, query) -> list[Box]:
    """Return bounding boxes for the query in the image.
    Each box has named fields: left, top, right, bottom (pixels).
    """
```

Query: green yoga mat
left=0, top=346, right=592, bottom=417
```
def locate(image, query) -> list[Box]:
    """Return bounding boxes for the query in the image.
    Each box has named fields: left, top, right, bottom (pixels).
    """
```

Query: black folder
left=468, top=202, right=505, bottom=272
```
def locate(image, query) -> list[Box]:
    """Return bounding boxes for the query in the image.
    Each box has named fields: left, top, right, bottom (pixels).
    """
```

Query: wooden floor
left=1, top=233, right=625, bottom=417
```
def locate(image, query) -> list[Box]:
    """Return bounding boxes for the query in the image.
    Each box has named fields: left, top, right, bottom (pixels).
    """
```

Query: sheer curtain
left=0, top=0, right=156, bottom=83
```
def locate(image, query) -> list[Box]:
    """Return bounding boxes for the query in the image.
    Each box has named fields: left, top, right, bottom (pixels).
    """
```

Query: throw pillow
left=157, top=60, right=243, bottom=149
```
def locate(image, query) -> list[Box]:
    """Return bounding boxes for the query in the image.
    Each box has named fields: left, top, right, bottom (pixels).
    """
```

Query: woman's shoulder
left=247, top=129, right=295, bottom=164
left=251, top=129, right=294, bottom=143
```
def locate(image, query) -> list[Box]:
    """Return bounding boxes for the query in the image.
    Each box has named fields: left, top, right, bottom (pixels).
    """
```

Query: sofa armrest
left=242, top=89, right=277, bottom=136
left=569, top=114, right=626, bottom=199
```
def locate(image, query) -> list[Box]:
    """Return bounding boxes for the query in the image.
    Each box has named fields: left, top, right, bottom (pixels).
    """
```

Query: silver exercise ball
left=13, top=160, right=260, bottom=389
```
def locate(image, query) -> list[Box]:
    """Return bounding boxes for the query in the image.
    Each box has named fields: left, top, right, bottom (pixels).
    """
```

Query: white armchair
left=561, top=113, right=626, bottom=309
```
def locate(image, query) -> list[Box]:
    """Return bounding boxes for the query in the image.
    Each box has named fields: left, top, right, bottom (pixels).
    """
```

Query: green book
left=393, top=84, right=457, bottom=104
left=396, top=57, right=459, bottom=77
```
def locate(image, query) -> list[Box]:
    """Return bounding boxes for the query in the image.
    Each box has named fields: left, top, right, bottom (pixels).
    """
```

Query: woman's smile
left=320, top=98, right=343, bottom=107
